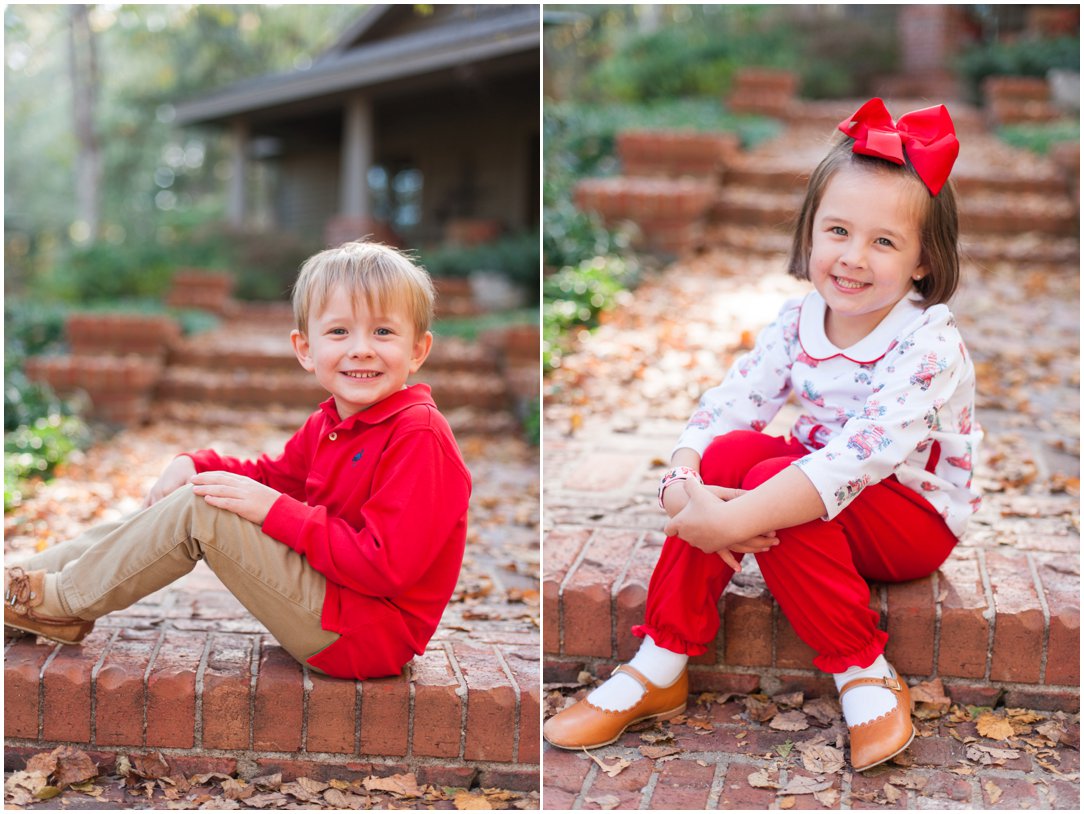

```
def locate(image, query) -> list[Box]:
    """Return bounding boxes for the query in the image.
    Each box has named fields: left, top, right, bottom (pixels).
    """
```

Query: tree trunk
left=69, top=4, right=102, bottom=242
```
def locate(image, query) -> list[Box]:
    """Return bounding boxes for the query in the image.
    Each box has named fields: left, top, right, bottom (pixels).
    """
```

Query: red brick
left=885, top=576, right=936, bottom=675
left=723, top=577, right=773, bottom=667
left=688, top=669, right=760, bottom=695
left=411, top=646, right=463, bottom=758
left=306, top=672, right=357, bottom=754
left=454, top=643, right=516, bottom=762
left=851, top=768, right=913, bottom=808
left=981, top=775, right=1042, bottom=809
left=252, top=640, right=303, bottom=752
left=542, top=657, right=587, bottom=684
left=563, top=529, right=642, bottom=657
left=95, top=629, right=159, bottom=746
left=358, top=670, right=409, bottom=756
left=201, top=633, right=253, bottom=750
left=937, top=553, right=990, bottom=678
left=907, top=733, right=968, bottom=766
left=145, top=631, right=205, bottom=748
left=1037, top=556, right=1079, bottom=685
left=41, top=630, right=113, bottom=743
left=650, top=757, right=715, bottom=809
left=1002, top=685, right=1080, bottom=712
left=940, top=680, right=1002, bottom=708
left=613, top=532, right=663, bottom=661
left=504, top=648, right=540, bottom=765
left=717, top=762, right=778, bottom=809
left=4, top=639, right=55, bottom=739
left=416, top=765, right=479, bottom=789
left=254, top=757, right=408, bottom=783
left=542, top=528, right=591, bottom=654
left=474, top=767, right=539, bottom=793
left=985, top=550, right=1044, bottom=683
left=775, top=611, right=817, bottom=670
left=542, top=747, right=590, bottom=809
left=771, top=672, right=837, bottom=699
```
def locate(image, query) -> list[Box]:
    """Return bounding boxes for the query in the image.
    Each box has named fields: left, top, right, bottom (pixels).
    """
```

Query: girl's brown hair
left=786, top=136, right=960, bottom=306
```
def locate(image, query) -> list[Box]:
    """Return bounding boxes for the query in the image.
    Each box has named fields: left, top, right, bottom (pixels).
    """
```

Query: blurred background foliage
left=5, top=4, right=362, bottom=302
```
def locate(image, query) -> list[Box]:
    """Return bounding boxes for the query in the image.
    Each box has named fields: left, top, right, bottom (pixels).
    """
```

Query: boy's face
left=291, top=283, right=432, bottom=419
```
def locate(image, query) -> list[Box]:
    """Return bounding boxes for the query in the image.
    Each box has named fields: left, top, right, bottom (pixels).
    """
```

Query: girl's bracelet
left=658, top=466, right=703, bottom=509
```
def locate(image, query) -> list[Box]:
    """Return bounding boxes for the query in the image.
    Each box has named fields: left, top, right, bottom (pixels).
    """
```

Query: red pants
left=632, top=431, right=957, bottom=673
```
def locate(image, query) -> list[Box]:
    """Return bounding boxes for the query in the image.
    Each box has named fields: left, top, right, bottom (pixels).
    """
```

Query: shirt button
left=329, top=432, right=338, bottom=441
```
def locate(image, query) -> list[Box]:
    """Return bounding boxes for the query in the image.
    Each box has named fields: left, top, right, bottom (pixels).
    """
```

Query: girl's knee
left=701, top=430, right=772, bottom=486
left=741, top=457, right=795, bottom=491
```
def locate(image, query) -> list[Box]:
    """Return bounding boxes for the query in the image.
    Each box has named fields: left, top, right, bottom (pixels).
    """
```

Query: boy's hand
left=190, top=472, right=281, bottom=526
left=144, top=456, right=197, bottom=508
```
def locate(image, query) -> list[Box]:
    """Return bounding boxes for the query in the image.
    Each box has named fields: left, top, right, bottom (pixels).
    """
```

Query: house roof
left=174, top=4, right=539, bottom=126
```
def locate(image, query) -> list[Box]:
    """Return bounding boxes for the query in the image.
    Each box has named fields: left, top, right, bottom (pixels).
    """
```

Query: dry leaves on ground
left=4, top=748, right=537, bottom=810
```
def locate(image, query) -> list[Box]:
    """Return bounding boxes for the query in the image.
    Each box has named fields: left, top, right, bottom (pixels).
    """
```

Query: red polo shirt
left=185, top=384, right=471, bottom=679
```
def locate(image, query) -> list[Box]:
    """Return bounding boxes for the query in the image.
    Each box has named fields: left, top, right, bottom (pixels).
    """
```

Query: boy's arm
left=262, top=428, right=471, bottom=598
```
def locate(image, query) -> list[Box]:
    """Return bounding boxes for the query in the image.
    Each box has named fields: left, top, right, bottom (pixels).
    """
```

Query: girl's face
left=809, top=164, right=928, bottom=347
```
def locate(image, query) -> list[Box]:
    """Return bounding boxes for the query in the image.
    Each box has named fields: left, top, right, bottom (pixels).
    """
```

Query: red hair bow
left=838, top=98, right=959, bottom=196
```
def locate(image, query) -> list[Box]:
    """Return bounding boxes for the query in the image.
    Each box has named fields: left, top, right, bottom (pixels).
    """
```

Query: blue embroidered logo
left=351, top=450, right=364, bottom=466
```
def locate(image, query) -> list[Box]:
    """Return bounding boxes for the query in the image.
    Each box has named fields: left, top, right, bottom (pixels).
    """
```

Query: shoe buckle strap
left=613, top=663, right=657, bottom=693
left=839, top=674, right=902, bottom=697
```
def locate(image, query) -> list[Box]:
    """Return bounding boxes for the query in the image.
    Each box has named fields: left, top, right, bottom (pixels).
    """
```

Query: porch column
left=341, top=94, right=374, bottom=219
left=227, top=118, right=249, bottom=227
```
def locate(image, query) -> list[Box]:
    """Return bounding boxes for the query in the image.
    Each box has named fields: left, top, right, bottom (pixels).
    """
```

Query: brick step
left=543, top=528, right=1079, bottom=712
left=155, top=367, right=513, bottom=413
left=780, top=99, right=988, bottom=135
left=710, top=187, right=1078, bottom=237
left=4, top=561, right=540, bottom=790
left=703, top=224, right=1081, bottom=270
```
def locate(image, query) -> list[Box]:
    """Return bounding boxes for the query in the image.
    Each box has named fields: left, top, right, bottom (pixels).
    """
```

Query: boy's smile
left=291, top=284, right=432, bottom=419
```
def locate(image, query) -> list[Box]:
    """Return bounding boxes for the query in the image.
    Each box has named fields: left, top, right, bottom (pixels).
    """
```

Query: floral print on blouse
left=674, top=291, right=982, bottom=537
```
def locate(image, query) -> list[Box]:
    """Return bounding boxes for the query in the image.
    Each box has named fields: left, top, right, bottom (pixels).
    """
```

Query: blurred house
left=174, top=4, right=539, bottom=248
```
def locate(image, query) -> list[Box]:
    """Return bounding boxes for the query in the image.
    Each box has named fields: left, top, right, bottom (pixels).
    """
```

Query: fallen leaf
left=802, top=696, right=841, bottom=725
left=966, top=744, right=1020, bottom=765
left=221, top=777, right=252, bottom=801
left=128, top=752, right=171, bottom=780
left=976, top=711, right=1016, bottom=740
left=779, top=775, right=832, bottom=795
left=747, top=769, right=780, bottom=789
left=883, top=783, right=903, bottom=803
left=362, top=773, right=422, bottom=798
left=454, top=790, right=495, bottom=810
left=244, top=791, right=288, bottom=808
left=910, top=678, right=952, bottom=719
left=744, top=695, right=778, bottom=722
left=584, top=793, right=622, bottom=810
left=795, top=737, right=846, bottom=774
left=25, top=746, right=98, bottom=790
left=640, top=730, right=675, bottom=745
left=778, top=795, right=796, bottom=809
left=640, top=744, right=682, bottom=760
left=769, top=710, right=810, bottom=732
left=984, top=780, right=1003, bottom=805
left=813, top=787, right=840, bottom=806
left=1036, top=719, right=1068, bottom=745
left=583, top=749, right=632, bottom=778
left=773, top=691, right=804, bottom=709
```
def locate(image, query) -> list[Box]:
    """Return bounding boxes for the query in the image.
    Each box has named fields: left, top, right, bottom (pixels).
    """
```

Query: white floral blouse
left=674, top=291, right=982, bottom=537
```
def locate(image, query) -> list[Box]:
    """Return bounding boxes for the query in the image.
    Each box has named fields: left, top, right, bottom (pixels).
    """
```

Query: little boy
left=4, top=241, right=472, bottom=680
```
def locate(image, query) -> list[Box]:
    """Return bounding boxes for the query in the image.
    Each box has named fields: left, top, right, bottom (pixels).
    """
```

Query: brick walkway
left=543, top=101, right=1079, bottom=808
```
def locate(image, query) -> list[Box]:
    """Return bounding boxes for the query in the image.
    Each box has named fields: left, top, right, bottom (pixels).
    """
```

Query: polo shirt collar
left=798, top=290, right=925, bottom=364
left=319, top=383, right=435, bottom=430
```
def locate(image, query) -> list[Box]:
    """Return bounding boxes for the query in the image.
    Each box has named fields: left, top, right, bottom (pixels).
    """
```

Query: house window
left=368, top=165, right=423, bottom=232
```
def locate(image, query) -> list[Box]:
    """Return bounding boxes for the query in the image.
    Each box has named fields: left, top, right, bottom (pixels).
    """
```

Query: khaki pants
left=19, top=485, right=339, bottom=670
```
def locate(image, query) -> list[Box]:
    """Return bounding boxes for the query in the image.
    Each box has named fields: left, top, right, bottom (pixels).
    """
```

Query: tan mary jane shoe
left=842, top=667, right=915, bottom=771
left=543, top=664, right=688, bottom=750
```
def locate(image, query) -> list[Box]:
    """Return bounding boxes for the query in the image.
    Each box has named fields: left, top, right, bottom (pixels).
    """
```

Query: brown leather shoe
left=843, top=667, right=915, bottom=771
left=4, top=567, right=94, bottom=645
left=543, top=664, right=688, bottom=750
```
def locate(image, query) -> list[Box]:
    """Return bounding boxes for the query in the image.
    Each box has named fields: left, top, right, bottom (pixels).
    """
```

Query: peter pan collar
left=319, top=383, right=435, bottom=429
left=797, top=290, right=926, bottom=364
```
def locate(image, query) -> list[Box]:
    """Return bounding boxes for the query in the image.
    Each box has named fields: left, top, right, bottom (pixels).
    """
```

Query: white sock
left=833, top=654, right=897, bottom=728
left=586, top=635, right=688, bottom=712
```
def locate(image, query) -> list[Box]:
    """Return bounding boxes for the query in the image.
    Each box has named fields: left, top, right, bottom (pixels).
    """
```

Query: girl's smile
left=809, top=165, right=927, bottom=348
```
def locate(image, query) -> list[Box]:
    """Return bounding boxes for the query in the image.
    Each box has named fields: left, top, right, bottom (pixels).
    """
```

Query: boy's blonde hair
left=292, top=241, right=436, bottom=339
left=787, top=136, right=961, bottom=306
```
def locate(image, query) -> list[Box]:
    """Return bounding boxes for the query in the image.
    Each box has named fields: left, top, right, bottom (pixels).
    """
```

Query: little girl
left=543, top=99, right=980, bottom=772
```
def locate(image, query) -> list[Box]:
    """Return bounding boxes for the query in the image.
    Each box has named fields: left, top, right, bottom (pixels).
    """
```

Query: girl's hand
left=144, top=456, right=197, bottom=508
left=663, top=478, right=732, bottom=553
left=190, top=471, right=281, bottom=526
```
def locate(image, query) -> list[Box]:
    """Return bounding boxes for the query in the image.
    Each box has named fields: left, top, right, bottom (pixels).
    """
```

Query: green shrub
left=997, top=121, right=1080, bottom=155
left=419, top=232, right=540, bottom=303
left=957, top=36, right=1080, bottom=102
left=4, top=414, right=91, bottom=512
